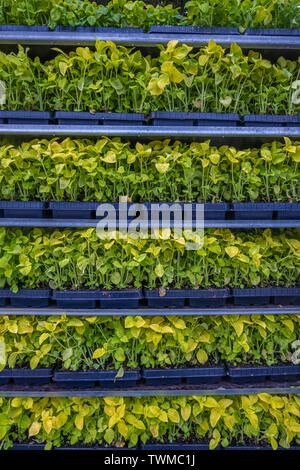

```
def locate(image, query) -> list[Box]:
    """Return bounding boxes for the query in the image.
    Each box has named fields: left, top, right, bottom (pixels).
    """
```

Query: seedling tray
left=245, top=28, right=300, bottom=36
left=144, top=289, right=230, bottom=308
left=187, top=289, right=230, bottom=308
left=0, top=111, right=51, bottom=124
left=0, top=289, right=50, bottom=308
left=6, top=443, right=138, bottom=450
left=232, top=287, right=300, bottom=306
left=0, top=368, right=52, bottom=385
left=52, top=289, right=143, bottom=309
left=54, top=111, right=145, bottom=126
left=227, top=364, right=300, bottom=384
left=233, top=203, right=275, bottom=220
left=49, top=202, right=99, bottom=219
left=0, top=25, right=49, bottom=31
left=276, top=203, right=300, bottom=220
left=203, top=203, right=229, bottom=220
left=150, top=111, right=240, bottom=127
left=148, top=26, right=239, bottom=35
left=52, top=290, right=100, bottom=309
left=243, top=114, right=300, bottom=127
left=141, top=443, right=212, bottom=450
left=142, top=367, right=226, bottom=386
left=224, top=445, right=300, bottom=450
left=0, top=201, right=47, bottom=218
left=98, top=289, right=143, bottom=309
left=144, top=289, right=185, bottom=308
left=53, top=370, right=140, bottom=388
left=272, top=287, right=300, bottom=306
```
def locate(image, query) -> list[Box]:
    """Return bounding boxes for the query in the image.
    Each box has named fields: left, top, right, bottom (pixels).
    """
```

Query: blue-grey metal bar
left=0, top=125, right=299, bottom=138
left=0, top=31, right=299, bottom=50
left=0, top=387, right=299, bottom=397
left=0, top=218, right=299, bottom=228
left=0, top=306, right=298, bottom=316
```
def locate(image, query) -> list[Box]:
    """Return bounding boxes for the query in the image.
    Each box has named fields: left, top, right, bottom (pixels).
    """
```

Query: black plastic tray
left=148, top=26, right=239, bottom=35
left=245, top=28, right=300, bottom=36
left=227, top=364, right=300, bottom=384
left=53, top=370, right=140, bottom=388
left=49, top=202, right=99, bottom=219
left=243, top=114, right=300, bottom=127
left=150, top=111, right=240, bottom=127
left=98, top=289, right=143, bottom=309
left=0, top=289, right=50, bottom=308
left=140, top=443, right=212, bottom=450
left=0, top=368, right=52, bottom=385
left=0, top=25, right=49, bottom=31
left=0, top=201, right=47, bottom=218
left=54, top=111, right=145, bottom=126
left=232, top=287, right=300, bottom=306
left=144, top=289, right=230, bottom=308
left=5, top=443, right=138, bottom=450
left=51, top=289, right=143, bottom=309
left=0, top=111, right=51, bottom=125
left=142, top=367, right=226, bottom=386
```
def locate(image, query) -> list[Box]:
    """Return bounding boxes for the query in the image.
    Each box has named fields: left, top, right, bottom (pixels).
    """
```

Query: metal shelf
left=0, top=125, right=299, bottom=148
left=0, top=31, right=299, bottom=53
left=0, top=218, right=299, bottom=228
left=0, top=383, right=299, bottom=397
left=0, top=306, right=299, bottom=316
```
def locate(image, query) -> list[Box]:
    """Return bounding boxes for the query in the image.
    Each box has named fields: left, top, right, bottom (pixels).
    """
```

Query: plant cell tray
left=142, top=367, right=226, bottom=386
left=227, top=364, right=300, bottom=384
left=0, top=368, right=52, bottom=385
left=0, top=289, right=50, bottom=308
left=53, top=370, right=140, bottom=388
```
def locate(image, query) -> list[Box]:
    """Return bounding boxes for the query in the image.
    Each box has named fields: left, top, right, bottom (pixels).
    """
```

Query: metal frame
left=0, top=218, right=299, bottom=228
left=0, top=125, right=299, bottom=138
left=0, top=306, right=299, bottom=316
left=0, top=31, right=299, bottom=51
left=0, top=385, right=299, bottom=397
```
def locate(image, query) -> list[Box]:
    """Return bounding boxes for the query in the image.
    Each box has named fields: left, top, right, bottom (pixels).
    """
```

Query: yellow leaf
left=59, top=62, right=68, bottom=76
left=168, top=408, right=180, bottom=423
left=198, top=54, right=209, bottom=66
left=29, top=421, right=41, bottom=437
left=102, top=151, right=116, bottom=164
left=117, top=420, right=128, bottom=438
left=75, top=414, right=84, bottom=431
left=225, top=246, right=239, bottom=258
left=92, top=348, right=106, bottom=359
left=196, top=349, right=208, bottom=365
left=43, top=417, right=53, bottom=434
left=181, top=405, right=191, bottom=421
left=155, top=163, right=170, bottom=174
left=210, top=409, right=221, bottom=427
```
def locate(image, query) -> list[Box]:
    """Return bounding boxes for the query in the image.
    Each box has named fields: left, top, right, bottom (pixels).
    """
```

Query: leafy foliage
left=0, top=0, right=298, bottom=30
left=0, top=227, right=299, bottom=290
left=0, top=41, right=299, bottom=114
left=0, top=137, right=299, bottom=202
left=0, top=395, right=299, bottom=450
left=0, top=314, right=299, bottom=371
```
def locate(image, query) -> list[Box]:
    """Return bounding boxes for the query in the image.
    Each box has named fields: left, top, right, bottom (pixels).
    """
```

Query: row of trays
left=0, top=287, right=300, bottom=309
left=1, top=202, right=300, bottom=221
left=1, top=25, right=299, bottom=36
left=0, top=111, right=299, bottom=127
left=1, top=363, right=300, bottom=387
left=4, top=443, right=300, bottom=451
